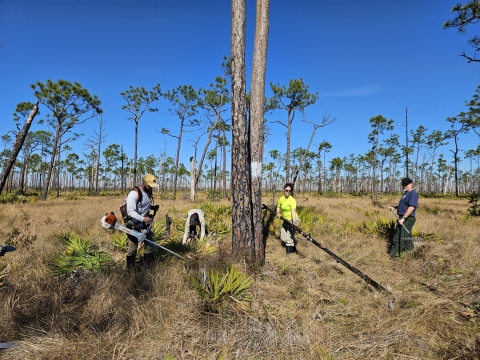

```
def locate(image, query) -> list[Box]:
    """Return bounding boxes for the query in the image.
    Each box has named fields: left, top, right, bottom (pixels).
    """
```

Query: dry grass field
left=0, top=192, right=479, bottom=359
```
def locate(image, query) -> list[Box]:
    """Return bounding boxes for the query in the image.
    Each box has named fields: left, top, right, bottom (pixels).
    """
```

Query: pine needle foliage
left=53, top=232, right=114, bottom=274
left=191, top=266, right=254, bottom=312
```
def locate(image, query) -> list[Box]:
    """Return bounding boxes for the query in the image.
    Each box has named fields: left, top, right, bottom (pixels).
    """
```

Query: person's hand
left=294, top=219, right=299, bottom=226
left=151, top=204, right=159, bottom=212
left=388, top=206, right=396, bottom=211
left=143, top=216, right=153, bottom=224
left=276, top=212, right=281, bottom=218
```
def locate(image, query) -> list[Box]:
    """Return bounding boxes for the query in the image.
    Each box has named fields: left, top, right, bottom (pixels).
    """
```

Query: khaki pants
left=281, top=220, right=298, bottom=247
left=125, top=220, right=155, bottom=256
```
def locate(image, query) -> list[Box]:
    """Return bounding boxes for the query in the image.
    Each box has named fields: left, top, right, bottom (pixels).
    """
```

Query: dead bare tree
left=291, top=114, right=335, bottom=192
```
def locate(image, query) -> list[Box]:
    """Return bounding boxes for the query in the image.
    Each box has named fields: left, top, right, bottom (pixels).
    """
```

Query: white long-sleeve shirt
left=182, top=209, right=206, bottom=244
left=126, top=187, right=151, bottom=223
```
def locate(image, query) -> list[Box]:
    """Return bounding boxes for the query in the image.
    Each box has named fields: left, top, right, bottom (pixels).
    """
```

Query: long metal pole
left=388, top=208, right=411, bottom=234
left=262, top=204, right=389, bottom=292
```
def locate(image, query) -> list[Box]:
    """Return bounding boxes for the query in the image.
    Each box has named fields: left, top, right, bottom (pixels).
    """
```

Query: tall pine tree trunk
left=231, top=0, right=253, bottom=261
left=0, top=102, right=39, bottom=194
left=249, top=0, right=270, bottom=265
left=42, top=138, right=58, bottom=201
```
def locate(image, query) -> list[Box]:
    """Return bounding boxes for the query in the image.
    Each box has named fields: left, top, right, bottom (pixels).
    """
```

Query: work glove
left=151, top=204, right=160, bottom=212
left=143, top=216, right=153, bottom=224
left=294, top=219, right=300, bottom=226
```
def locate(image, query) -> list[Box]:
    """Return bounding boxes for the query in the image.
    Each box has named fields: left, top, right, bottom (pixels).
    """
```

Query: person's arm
left=291, top=197, right=298, bottom=224
left=276, top=199, right=282, bottom=218
left=291, top=207, right=298, bottom=224
left=126, top=191, right=145, bottom=222
left=182, top=217, right=190, bottom=244
left=398, top=206, right=415, bottom=225
left=199, top=211, right=206, bottom=239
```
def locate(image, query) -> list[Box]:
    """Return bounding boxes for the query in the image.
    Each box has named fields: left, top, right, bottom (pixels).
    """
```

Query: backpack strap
left=133, top=186, right=142, bottom=203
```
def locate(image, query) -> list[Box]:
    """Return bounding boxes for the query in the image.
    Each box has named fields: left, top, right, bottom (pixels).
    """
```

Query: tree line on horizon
left=0, top=0, right=479, bottom=267
left=1, top=77, right=480, bottom=199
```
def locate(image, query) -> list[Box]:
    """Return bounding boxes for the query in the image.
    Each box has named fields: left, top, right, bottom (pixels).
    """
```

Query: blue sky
left=1, top=0, right=479, bottom=173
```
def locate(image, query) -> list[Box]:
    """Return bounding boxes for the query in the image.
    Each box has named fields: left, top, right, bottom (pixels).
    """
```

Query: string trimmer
left=101, top=212, right=185, bottom=260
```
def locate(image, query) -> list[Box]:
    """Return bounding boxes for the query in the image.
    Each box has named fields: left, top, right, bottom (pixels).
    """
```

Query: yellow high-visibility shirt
left=277, top=196, right=296, bottom=221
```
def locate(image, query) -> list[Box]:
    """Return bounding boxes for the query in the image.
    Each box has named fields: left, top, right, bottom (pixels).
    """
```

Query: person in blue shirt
left=388, top=177, right=418, bottom=258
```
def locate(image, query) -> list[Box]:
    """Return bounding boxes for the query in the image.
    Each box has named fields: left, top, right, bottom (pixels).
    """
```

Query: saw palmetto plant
left=359, top=218, right=440, bottom=242
left=201, top=202, right=232, bottom=239
left=359, top=218, right=397, bottom=239
left=109, top=231, right=128, bottom=251
left=53, top=232, right=114, bottom=274
left=191, top=266, right=254, bottom=312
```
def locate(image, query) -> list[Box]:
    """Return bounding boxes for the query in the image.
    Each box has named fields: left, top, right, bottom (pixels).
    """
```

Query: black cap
left=401, top=177, right=413, bottom=186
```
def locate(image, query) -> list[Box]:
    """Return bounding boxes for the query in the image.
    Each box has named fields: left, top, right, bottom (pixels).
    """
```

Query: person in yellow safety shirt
left=276, top=183, right=299, bottom=256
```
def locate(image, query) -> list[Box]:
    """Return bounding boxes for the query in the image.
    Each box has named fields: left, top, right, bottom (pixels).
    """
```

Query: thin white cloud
left=322, top=86, right=381, bottom=97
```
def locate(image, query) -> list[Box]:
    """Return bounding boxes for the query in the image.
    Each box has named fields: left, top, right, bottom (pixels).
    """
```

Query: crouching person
left=125, top=174, right=159, bottom=268
left=182, top=209, right=206, bottom=245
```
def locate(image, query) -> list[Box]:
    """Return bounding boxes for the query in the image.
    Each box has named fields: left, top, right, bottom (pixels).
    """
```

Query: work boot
left=286, top=246, right=297, bottom=256
left=126, top=255, right=136, bottom=270
left=143, top=253, right=155, bottom=266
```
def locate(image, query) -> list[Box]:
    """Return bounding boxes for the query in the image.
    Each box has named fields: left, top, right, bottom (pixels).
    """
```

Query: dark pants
left=390, top=217, right=416, bottom=258
left=189, top=225, right=198, bottom=238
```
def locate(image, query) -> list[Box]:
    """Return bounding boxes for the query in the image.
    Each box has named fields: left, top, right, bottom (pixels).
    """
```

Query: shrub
left=191, top=266, right=254, bottom=311
left=109, top=231, right=128, bottom=251
left=53, top=233, right=114, bottom=274
left=0, top=190, right=40, bottom=204
left=206, top=189, right=222, bottom=202
left=201, top=202, right=232, bottom=239
left=468, top=193, right=480, bottom=216
left=359, top=218, right=397, bottom=239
